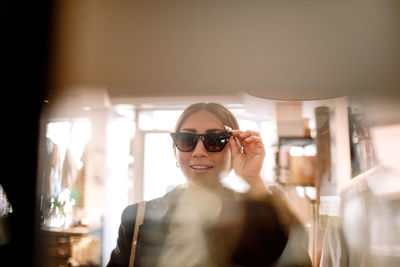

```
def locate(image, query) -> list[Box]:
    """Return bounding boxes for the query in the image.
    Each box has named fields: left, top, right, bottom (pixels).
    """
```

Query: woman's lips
left=190, top=165, right=213, bottom=174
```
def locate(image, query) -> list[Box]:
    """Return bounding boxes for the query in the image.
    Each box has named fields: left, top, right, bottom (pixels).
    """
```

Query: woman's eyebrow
left=179, top=128, right=225, bottom=133
left=206, top=128, right=225, bottom=133
left=180, top=128, right=197, bottom=133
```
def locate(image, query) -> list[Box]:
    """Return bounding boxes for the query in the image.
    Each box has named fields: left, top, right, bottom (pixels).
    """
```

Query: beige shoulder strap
left=129, top=200, right=147, bottom=267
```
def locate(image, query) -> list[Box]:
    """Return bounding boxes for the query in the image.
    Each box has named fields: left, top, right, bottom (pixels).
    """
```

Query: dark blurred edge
left=0, top=1, right=53, bottom=266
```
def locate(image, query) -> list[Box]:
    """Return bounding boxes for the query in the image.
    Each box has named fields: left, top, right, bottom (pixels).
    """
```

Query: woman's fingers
left=242, top=135, right=262, bottom=144
left=228, top=137, right=241, bottom=156
left=230, top=131, right=262, bottom=146
left=229, top=130, right=266, bottom=183
left=231, top=130, right=260, bottom=139
left=229, top=130, right=264, bottom=155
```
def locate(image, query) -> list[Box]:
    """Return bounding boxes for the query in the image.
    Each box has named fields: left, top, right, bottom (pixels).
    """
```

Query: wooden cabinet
left=41, top=227, right=100, bottom=267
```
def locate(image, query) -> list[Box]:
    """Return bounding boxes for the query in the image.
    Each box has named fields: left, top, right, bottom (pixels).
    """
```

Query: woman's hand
left=229, top=130, right=267, bottom=197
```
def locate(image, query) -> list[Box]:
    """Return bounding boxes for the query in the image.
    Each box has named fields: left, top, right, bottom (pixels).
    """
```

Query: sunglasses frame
left=170, top=131, right=232, bottom=152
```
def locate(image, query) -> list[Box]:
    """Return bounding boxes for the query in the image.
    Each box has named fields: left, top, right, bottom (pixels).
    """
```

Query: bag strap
left=129, top=200, right=147, bottom=267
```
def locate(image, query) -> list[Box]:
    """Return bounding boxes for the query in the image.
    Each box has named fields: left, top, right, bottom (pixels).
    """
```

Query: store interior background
left=1, top=1, right=400, bottom=266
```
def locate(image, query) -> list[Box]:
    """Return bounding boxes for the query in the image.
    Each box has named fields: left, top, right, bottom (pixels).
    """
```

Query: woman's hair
left=174, top=102, right=239, bottom=132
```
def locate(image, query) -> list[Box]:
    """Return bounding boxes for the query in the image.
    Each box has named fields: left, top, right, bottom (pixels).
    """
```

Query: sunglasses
left=170, top=131, right=232, bottom=152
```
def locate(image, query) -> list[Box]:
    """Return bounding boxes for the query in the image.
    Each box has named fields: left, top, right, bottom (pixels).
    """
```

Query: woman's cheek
left=176, top=152, right=190, bottom=171
left=223, top=148, right=232, bottom=171
left=211, top=150, right=231, bottom=179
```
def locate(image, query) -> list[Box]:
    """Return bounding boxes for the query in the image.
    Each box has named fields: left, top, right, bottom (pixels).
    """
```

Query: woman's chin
left=187, top=176, right=221, bottom=190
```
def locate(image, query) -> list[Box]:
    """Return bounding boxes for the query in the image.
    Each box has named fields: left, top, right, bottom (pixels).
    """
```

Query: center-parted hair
left=174, top=103, right=239, bottom=132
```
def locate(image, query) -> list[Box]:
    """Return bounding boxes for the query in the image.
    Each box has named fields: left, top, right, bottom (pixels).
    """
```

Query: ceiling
left=47, top=0, right=400, bottom=125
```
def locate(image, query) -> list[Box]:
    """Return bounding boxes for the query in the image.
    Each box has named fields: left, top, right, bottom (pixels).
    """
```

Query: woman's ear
left=232, top=135, right=243, bottom=154
left=173, top=145, right=177, bottom=158
left=228, top=140, right=234, bottom=171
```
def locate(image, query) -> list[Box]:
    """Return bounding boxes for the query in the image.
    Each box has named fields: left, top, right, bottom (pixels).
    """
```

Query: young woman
left=107, top=103, right=311, bottom=267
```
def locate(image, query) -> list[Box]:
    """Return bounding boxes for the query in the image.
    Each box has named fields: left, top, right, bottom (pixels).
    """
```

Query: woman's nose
left=192, top=137, right=208, bottom=156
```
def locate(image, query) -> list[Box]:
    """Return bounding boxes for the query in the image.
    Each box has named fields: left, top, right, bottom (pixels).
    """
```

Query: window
left=43, top=119, right=91, bottom=228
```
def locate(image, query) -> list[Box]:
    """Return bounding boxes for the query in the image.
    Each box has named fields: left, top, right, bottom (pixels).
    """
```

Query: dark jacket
left=107, top=184, right=311, bottom=267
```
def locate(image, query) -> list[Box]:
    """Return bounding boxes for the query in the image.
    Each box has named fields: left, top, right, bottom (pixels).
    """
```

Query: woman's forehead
left=179, top=110, right=224, bottom=131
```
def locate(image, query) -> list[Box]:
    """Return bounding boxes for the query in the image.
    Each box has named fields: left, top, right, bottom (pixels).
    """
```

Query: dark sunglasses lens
left=172, top=132, right=231, bottom=152
left=175, top=133, right=197, bottom=151
left=204, top=133, right=230, bottom=152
